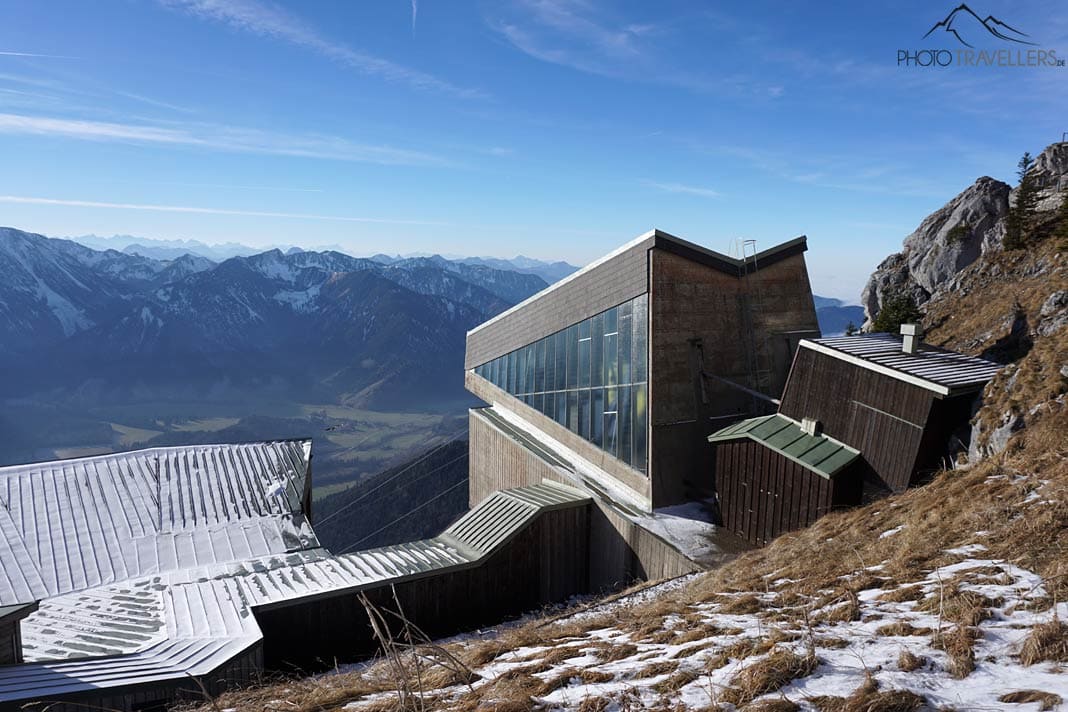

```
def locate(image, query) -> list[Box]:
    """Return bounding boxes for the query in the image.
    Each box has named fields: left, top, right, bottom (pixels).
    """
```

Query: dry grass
left=931, top=626, right=979, bottom=678
left=650, top=668, right=699, bottom=694
left=915, top=585, right=996, bottom=627
left=743, top=699, right=800, bottom=712
left=876, top=585, right=925, bottom=603
left=807, top=675, right=927, bottom=712
left=897, top=649, right=926, bottom=672
left=1020, top=619, right=1068, bottom=665
left=999, top=689, right=1064, bottom=710
left=876, top=622, right=932, bottom=637
left=634, top=660, right=679, bottom=679
left=720, top=650, right=818, bottom=706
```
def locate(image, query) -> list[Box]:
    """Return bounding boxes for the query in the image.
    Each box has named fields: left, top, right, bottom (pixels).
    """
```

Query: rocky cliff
left=862, top=142, right=1068, bottom=327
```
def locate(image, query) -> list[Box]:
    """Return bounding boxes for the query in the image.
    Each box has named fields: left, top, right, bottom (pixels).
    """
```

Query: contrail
left=411, top=0, right=418, bottom=34
left=0, top=195, right=447, bottom=226
left=0, top=51, right=78, bottom=59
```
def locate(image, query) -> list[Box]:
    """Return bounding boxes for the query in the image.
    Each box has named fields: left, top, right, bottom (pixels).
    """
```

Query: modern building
left=1, top=228, right=841, bottom=709
left=465, top=229, right=822, bottom=584
left=708, top=328, right=1002, bottom=545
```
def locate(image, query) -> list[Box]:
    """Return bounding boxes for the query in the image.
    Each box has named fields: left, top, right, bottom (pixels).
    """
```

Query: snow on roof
left=801, top=333, right=1003, bottom=396
left=0, top=440, right=316, bottom=608
left=0, top=480, right=590, bottom=705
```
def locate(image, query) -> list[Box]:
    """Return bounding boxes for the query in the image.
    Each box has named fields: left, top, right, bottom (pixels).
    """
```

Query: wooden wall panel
left=714, top=440, right=861, bottom=547
left=779, top=348, right=935, bottom=492
left=255, top=503, right=590, bottom=672
left=0, top=621, right=19, bottom=665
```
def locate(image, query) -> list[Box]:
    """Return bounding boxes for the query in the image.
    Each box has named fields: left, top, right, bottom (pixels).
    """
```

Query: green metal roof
left=708, top=414, right=860, bottom=480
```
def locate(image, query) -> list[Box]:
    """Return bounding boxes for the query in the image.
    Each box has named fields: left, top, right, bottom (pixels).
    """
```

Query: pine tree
left=1005, top=152, right=1039, bottom=250
left=871, top=292, right=921, bottom=334
left=844, top=321, right=859, bottom=336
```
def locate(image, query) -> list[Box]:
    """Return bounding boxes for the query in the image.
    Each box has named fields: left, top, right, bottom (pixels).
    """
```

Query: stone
left=1029, top=141, right=1068, bottom=211
left=862, top=176, right=1010, bottom=326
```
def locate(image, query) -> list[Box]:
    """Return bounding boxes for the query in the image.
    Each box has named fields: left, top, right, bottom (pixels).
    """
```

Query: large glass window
left=473, top=293, right=649, bottom=474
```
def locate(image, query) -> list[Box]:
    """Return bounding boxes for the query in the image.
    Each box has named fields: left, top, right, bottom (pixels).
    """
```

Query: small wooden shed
left=708, top=414, right=862, bottom=546
left=778, top=333, right=1002, bottom=492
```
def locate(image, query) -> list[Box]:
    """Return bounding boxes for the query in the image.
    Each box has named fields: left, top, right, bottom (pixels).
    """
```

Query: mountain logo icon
left=923, top=4, right=1037, bottom=48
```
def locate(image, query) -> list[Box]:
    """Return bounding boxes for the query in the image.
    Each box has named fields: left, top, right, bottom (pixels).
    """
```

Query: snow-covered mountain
left=0, top=226, right=548, bottom=407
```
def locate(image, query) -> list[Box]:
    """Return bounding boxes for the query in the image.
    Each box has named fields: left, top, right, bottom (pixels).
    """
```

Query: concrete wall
left=468, top=408, right=698, bottom=590
left=467, top=373, right=650, bottom=502
left=648, top=249, right=820, bottom=507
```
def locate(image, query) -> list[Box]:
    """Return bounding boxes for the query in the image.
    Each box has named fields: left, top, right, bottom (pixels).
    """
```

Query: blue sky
left=1, top=1, right=1065, bottom=301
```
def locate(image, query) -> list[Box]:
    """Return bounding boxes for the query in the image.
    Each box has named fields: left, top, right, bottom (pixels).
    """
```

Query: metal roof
left=0, top=440, right=317, bottom=608
left=0, top=480, right=590, bottom=705
left=708, top=414, right=861, bottom=479
left=801, top=334, right=1002, bottom=396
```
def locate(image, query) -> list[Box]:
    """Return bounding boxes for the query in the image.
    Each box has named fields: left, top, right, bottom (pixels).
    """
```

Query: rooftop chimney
left=801, top=417, right=821, bottom=436
left=900, top=323, right=922, bottom=354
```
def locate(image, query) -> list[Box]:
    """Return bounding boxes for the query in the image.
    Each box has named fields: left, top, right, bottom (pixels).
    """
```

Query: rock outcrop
left=863, top=142, right=1068, bottom=327
left=1030, top=141, right=1068, bottom=211
left=862, top=176, right=1010, bottom=325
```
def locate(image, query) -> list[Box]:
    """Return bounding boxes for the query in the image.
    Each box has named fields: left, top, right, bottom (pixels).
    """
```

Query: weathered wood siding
left=254, top=504, right=590, bottom=671
left=714, top=440, right=862, bottom=546
left=779, top=347, right=936, bottom=492
left=0, top=621, right=20, bottom=666
left=649, top=249, right=820, bottom=507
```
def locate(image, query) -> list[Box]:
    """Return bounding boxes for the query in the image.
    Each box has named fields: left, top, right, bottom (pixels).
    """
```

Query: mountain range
left=71, top=233, right=580, bottom=285
left=2, top=226, right=862, bottom=406
left=0, top=226, right=551, bottom=409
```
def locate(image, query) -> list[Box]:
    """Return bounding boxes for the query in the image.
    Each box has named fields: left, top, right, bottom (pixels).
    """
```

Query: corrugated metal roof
left=1, top=480, right=591, bottom=705
left=21, top=582, right=167, bottom=661
left=0, top=636, right=262, bottom=704
left=802, top=334, right=1002, bottom=396
left=708, top=414, right=861, bottom=479
left=0, top=440, right=316, bottom=608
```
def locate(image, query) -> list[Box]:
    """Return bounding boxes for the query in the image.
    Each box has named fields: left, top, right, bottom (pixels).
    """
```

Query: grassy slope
left=191, top=233, right=1067, bottom=712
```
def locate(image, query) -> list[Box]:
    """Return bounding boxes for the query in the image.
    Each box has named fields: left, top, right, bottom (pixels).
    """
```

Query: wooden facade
left=779, top=346, right=971, bottom=492
left=0, top=621, right=20, bottom=666
left=714, top=439, right=862, bottom=546
left=255, top=503, right=590, bottom=671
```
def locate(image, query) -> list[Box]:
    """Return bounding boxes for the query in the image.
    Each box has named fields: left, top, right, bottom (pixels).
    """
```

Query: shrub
left=871, top=292, right=921, bottom=334
left=946, top=222, right=972, bottom=244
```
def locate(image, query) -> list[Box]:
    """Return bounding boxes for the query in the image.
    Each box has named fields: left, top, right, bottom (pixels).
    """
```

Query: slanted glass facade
left=473, top=294, right=649, bottom=473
